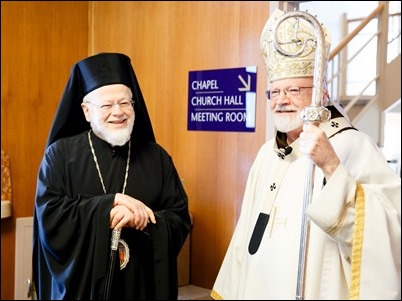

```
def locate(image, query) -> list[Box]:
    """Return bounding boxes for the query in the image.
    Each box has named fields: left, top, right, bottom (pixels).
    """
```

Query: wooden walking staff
left=271, top=10, right=331, bottom=300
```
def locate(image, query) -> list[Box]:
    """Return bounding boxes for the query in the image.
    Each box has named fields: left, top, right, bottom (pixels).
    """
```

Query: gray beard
left=273, top=113, right=303, bottom=133
left=103, top=129, right=132, bottom=146
left=91, top=116, right=135, bottom=146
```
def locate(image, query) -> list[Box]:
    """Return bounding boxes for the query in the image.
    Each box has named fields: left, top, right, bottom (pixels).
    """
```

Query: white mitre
left=260, top=9, right=331, bottom=83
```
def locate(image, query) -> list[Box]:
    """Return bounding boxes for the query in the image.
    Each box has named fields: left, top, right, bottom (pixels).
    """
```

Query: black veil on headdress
left=46, top=52, right=156, bottom=147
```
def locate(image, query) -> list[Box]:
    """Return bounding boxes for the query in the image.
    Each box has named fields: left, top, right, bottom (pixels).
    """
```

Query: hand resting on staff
left=110, top=193, right=157, bottom=230
left=299, top=123, right=340, bottom=180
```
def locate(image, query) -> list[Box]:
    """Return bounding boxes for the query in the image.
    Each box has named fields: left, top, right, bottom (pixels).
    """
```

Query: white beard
left=91, top=115, right=135, bottom=146
left=273, top=108, right=303, bottom=133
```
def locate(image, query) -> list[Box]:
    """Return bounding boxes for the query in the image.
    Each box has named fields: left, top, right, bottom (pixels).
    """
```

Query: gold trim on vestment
left=210, top=289, right=224, bottom=300
left=349, top=182, right=365, bottom=300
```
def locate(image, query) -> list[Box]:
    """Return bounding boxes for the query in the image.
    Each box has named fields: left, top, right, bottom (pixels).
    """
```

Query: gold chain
left=88, top=130, right=131, bottom=194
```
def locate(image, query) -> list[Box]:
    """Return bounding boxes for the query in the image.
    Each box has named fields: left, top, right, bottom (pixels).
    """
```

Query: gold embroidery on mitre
left=260, top=9, right=331, bottom=83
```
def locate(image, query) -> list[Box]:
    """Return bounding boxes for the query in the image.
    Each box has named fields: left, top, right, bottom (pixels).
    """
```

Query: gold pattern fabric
left=260, top=9, right=331, bottom=83
left=210, top=289, right=223, bottom=300
left=349, top=183, right=365, bottom=300
left=1, top=149, right=12, bottom=201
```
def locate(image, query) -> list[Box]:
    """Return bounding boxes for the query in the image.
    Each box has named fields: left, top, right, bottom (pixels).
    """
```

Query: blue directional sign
left=188, top=66, right=257, bottom=132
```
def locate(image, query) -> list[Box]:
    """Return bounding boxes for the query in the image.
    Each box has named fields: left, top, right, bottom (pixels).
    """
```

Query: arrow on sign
left=238, top=74, right=251, bottom=91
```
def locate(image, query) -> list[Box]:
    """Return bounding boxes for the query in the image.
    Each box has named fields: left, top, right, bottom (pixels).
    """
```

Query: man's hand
left=110, top=193, right=156, bottom=230
left=299, top=123, right=340, bottom=179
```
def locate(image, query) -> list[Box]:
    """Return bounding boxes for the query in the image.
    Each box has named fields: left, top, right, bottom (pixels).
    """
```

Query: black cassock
left=33, top=130, right=192, bottom=300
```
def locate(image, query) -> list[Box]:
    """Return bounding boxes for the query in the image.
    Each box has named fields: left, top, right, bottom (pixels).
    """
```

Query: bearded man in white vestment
left=211, top=9, right=401, bottom=300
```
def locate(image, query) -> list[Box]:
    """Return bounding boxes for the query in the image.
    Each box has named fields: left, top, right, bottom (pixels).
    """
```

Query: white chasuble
left=211, top=117, right=401, bottom=300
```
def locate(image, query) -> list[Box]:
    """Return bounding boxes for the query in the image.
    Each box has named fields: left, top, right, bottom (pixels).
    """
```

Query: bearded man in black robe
left=33, top=53, right=192, bottom=300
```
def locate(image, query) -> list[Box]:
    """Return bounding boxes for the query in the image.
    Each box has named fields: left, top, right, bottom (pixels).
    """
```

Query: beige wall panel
left=1, top=2, right=89, bottom=299
left=90, top=1, right=269, bottom=288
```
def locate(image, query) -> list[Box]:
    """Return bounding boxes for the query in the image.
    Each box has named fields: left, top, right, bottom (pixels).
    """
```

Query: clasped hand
left=110, top=193, right=156, bottom=231
left=299, top=123, right=340, bottom=179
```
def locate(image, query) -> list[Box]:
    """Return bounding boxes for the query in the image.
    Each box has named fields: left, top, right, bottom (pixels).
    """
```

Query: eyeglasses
left=85, top=100, right=134, bottom=112
left=266, top=87, right=313, bottom=100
